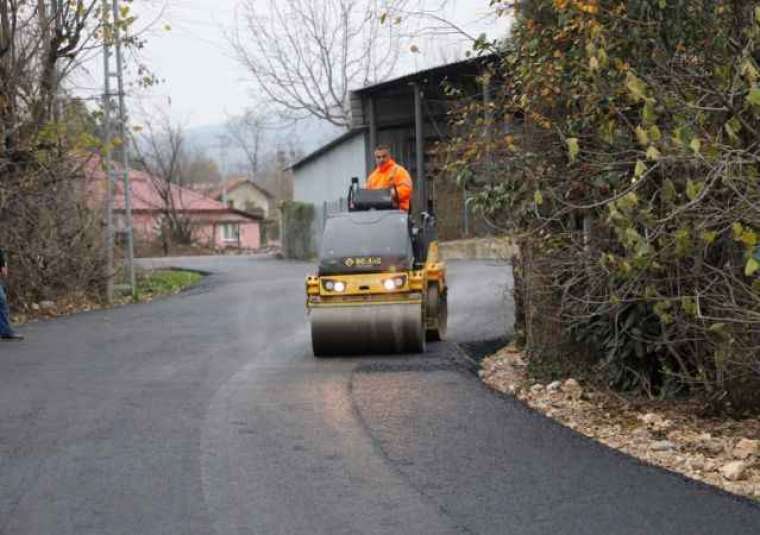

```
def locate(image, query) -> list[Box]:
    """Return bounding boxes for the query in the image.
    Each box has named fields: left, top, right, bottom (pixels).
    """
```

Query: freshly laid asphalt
left=0, top=255, right=758, bottom=534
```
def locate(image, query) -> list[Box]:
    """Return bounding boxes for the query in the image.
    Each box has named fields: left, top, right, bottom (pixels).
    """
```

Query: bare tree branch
left=229, top=0, right=416, bottom=127
left=131, top=108, right=194, bottom=254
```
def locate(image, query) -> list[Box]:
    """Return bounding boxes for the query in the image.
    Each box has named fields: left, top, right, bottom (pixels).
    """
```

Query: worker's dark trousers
left=0, top=283, right=15, bottom=336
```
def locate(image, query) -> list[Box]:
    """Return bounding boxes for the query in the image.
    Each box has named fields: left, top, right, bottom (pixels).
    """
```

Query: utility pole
left=112, top=0, right=136, bottom=298
left=413, top=82, right=426, bottom=224
left=101, top=0, right=114, bottom=304
left=101, top=0, right=136, bottom=301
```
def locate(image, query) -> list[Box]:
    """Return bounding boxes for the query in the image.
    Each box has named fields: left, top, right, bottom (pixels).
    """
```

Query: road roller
left=305, top=182, right=447, bottom=356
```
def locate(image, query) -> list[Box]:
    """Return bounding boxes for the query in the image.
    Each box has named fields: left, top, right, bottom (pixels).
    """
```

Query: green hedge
left=280, top=201, right=315, bottom=260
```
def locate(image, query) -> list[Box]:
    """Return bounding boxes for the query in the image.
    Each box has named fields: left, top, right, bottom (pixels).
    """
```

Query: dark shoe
left=1, top=333, right=23, bottom=340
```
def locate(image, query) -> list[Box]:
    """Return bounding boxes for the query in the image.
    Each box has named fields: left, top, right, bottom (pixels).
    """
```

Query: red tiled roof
left=83, top=156, right=262, bottom=220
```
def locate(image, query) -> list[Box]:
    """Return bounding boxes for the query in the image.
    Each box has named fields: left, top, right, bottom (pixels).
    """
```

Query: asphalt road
left=0, top=256, right=758, bottom=535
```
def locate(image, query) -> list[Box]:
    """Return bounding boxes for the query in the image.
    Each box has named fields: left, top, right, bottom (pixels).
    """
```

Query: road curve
left=0, top=256, right=757, bottom=534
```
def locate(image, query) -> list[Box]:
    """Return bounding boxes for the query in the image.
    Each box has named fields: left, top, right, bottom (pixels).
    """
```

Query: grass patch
left=11, top=270, right=204, bottom=325
left=133, top=269, right=203, bottom=300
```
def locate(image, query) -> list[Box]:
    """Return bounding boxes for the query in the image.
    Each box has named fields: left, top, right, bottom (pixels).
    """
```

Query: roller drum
left=310, top=303, right=425, bottom=356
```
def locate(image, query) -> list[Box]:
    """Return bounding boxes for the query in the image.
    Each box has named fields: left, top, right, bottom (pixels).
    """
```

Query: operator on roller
left=366, top=145, right=413, bottom=212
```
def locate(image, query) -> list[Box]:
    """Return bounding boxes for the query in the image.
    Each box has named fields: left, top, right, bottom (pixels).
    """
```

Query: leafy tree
left=440, top=0, right=760, bottom=409
left=0, top=1, right=147, bottom=305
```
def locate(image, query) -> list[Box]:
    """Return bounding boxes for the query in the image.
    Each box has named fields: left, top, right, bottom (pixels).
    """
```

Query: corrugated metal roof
left=350, top=53, right=500, bottom=96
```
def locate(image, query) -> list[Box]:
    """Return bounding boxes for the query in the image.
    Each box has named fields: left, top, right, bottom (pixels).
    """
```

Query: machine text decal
left=344, top=257, right=382, bottom=267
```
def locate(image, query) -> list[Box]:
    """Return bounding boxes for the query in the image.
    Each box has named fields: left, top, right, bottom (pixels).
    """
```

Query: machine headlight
left=322, top=280, right=346, bottom=292
left=383, top=276, right=406, bottom=291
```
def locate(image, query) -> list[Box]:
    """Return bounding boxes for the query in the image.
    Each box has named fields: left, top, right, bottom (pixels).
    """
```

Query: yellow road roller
left=305, top=184, right=447, bottom=356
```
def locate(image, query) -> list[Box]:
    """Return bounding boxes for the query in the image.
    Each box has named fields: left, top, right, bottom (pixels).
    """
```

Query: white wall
left=227, top=184, right=271, bottom=218
left=293, top=132, right=367, bottom=206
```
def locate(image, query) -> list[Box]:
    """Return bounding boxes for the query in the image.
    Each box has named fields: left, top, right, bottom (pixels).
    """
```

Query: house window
left=222, top=223, right=240, bottom=242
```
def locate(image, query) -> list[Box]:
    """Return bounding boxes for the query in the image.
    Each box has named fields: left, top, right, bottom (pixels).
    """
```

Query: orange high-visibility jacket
left=366, top=160, right=413, bottom=211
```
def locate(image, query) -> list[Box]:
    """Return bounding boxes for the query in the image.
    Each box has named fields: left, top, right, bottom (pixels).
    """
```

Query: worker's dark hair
left=374, top=144, right=392, bottom=153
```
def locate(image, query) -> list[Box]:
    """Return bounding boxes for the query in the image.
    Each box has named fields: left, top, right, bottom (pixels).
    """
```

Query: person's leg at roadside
left=0, top=284, right=22, bottom=340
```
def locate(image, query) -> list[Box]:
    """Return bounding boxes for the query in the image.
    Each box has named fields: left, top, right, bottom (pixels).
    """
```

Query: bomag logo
left=344, top=257, right=382, bottom=267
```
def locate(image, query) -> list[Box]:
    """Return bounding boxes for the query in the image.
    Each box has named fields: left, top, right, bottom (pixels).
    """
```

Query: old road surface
left=1, top=256, right=759, bottom=535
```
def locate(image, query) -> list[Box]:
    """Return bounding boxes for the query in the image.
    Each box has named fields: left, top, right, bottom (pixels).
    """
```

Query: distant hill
left=185, top=116, right=343, bottom=174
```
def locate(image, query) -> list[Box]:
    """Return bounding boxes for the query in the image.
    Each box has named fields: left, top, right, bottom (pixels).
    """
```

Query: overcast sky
left=81, top=0, right=510, bottom=129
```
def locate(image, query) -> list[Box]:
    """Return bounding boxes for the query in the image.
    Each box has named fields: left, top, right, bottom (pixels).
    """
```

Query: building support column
left=366, top=95, right=377, bottom=177
left=413, top=83, right=426, bottom=219
left=482, top=73, right=492, bottom=140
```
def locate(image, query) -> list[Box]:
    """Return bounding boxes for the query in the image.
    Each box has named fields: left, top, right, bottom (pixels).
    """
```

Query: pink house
left=85, top=157, right=262, bottom=251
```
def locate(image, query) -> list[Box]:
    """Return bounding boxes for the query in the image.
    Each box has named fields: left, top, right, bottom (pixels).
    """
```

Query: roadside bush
left=1, top=153, right=106, bottom=308
left=441, top=1, right=760, bottom=411
left=0, top=3, right=147, bottom=308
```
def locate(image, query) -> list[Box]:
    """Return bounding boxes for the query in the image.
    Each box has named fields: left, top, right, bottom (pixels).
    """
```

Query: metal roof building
left=290, top=54, right=500, bottom=249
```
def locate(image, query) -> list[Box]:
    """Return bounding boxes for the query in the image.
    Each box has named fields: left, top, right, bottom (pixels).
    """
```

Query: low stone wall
left=439, top=237, right=518, bottom=261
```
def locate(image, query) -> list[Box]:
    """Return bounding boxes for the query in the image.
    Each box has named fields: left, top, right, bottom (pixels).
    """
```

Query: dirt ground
left=480, top=345, right=760, bottom=501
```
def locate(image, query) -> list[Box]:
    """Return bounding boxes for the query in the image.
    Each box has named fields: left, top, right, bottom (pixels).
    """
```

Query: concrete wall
left=210, top=221, right=260, bottom=250
left=194, top=224, right=215, bottom=247
left=439, top=237, right=518, bottom=261
left=234, top=222, right=260, bottom=250
left=128, top=213, right=156, bottom=239
left=293, top=132, right=366, bottom=205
